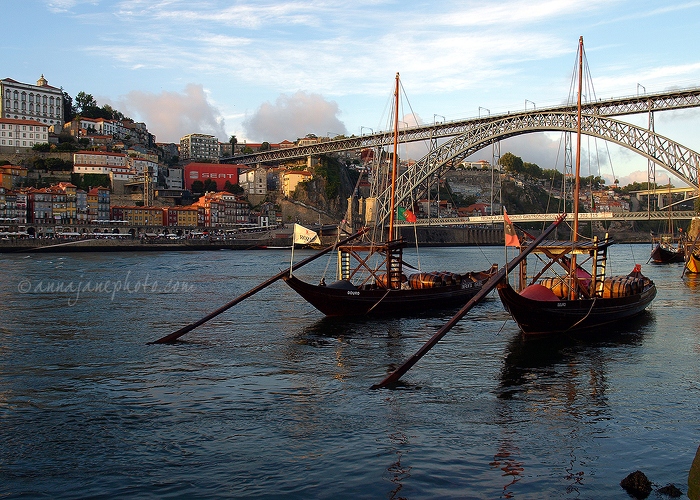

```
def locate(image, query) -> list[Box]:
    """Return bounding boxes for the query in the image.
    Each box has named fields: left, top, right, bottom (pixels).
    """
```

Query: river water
left=1, top=244, right=698, bottom=499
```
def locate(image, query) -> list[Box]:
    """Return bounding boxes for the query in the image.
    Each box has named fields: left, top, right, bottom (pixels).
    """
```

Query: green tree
left=62, top=90, right=75, bottom=123
left=32, top=143, right=51, bottom=152
left=259, top=142, right=271, bottom=152
left=522, top=161, right=542, bottom=178
left=499, top=152, right=524, bottom=174
left=229, top=135, right=238, bottom=149
left=75, top=91, right=98, bottom=114
left=223, top=180, right=244, bottom=194
left=203, top=179, right=218, bottom=192
left=191, top=180, right=204, bottom=193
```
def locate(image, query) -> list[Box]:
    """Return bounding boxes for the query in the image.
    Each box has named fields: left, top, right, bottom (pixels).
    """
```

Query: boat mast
left=570, top=36, right=584, bottom=298
left=388, top=72, right=400, bottom=241
left=573, top=36, right=583, bottom=243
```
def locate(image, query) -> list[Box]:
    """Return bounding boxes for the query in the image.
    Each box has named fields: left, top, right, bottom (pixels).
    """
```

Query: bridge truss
left=222, top=86, right=700, bottom=228
left=373, top=111, right=700, bottom=226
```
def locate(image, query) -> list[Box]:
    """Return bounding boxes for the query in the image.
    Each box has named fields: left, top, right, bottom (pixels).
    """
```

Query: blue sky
left=4, top=0, right=700, bottom=185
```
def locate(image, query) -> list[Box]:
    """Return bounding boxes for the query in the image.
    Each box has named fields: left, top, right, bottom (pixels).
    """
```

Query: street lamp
left=433, top=114, right=445, bottom=124
left=478, top=106, right=490, bottom=118
left=637, top=83, right=646, bottom=96
left=360, top=126, right=374, bottom=136
left=525, top=99, right=536, bottom=111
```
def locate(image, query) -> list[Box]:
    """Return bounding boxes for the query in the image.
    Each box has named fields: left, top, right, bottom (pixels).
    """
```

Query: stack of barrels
left=539, top=276, right=645, bottom=298
left=599, top=276, right=644, bottom=298
left=408, top=271, right=462, bottom=289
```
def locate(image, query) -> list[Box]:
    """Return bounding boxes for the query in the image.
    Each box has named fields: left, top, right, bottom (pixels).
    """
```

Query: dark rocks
left=620, top=470, right=652, bottom=499
left=620, top=471, right=685, bottom=499
left=657, top=484, right=683, bottom=498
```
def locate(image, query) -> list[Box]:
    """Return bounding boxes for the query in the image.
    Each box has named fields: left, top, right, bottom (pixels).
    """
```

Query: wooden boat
left=649, top=183, right=684, bottom=264
left=283, top=73, right=498, bottom=317
left=496, top=37, right=656, bottom=337
left=650, top=239, right=685, bottom=264
left=682, top=218, right=700, bottom=275
left=685, top=251, right=700, bottom=274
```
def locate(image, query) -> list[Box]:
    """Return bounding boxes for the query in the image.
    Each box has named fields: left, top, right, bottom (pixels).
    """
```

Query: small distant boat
left=496, top=37, right=656, bottom=337
left=650, top=238, right=685, bottom=264
left=649, top=182, right=684, bottom=264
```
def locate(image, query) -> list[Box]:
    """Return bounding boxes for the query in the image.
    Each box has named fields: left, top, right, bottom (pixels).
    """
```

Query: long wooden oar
left=371, top=213, right=566, bottom=389
left=150, top=227, right=369, bottom=344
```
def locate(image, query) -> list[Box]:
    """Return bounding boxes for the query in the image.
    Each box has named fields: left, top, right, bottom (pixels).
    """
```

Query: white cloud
left=243, top=91, right=347, bottom=142
left=108, top=84, right=227, bottom=143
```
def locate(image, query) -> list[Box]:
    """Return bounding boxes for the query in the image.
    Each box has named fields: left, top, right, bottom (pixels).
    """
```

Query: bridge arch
left=375, top=111, right=700, bottom=225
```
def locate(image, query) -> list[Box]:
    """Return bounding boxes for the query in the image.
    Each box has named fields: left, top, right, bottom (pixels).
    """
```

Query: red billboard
left=184, top=163, right=241, bottom=190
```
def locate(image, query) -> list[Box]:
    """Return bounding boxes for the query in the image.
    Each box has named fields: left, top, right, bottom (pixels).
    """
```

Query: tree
left=32, top=143, right=51, bottom=152
left=62, top=90, right=75, bottom=123
left=259, top=142, right=271, bottom=152
left=191, top=180, right=204, bottom=193
left=229, top=135, right=238, bottom=149
left=75, top=91, right=98, bottom=114
left=499, top=152, right=523, bottom=174
left=203, top=179, right=218, bottom=192
left=223, top=180, right=243, bottom=194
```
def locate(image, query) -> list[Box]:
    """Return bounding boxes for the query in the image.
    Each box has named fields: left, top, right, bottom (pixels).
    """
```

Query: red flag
left=397, top=207, right=417, bottom=223
left=503, top=209, right=520, bottom=247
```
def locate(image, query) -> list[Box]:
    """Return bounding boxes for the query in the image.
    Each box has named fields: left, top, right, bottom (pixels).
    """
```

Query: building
left=74, top=150, right=128, bottom=168
left=163, top=206, right=198, bottom=227
left=111, top=206, right=165, bottom=226
left=0, top=165, right=28, bottom=189
left=281, top=170, right=312, bottom=197
left=77, top=117, right=126, bottom=139
left=0, top=118, right=50, bottom=149
left=164, top=167, right=183, bottom=190
left=0, top=75, right=64, bottom=130
left=180, top=133, right=219, bottom=162
left=26, top=188, right=53, bottom=223
left=87, top=187, right=110, bottom=221
left=240, top=167, right=268, bottom=196
left=183, top=163, right=240, bottom=191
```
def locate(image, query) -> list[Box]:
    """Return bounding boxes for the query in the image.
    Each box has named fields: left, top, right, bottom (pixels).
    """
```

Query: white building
left=128, top=156, right=159, bottom=178
left=180, top=133, right=219, bottom=161
left=239, top=167, right=267, bottom=196
left=164, top=168, right=183, bottom=189
left=73, top=150, right=127, bottom=168
left=0, top=118, right=49, bottom=148
left=79, top=117, right=127, bottom=139
left=0, top=75, right=64, bottom=130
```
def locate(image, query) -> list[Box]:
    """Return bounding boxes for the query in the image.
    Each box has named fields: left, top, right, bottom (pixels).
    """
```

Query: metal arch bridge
left=222, top=86, right=700, bottom=166
left=393, top=210, right=697, bottom=228
left=373, top=110, right=700, bottom=226
left=222, top=85, right=700, bottom=226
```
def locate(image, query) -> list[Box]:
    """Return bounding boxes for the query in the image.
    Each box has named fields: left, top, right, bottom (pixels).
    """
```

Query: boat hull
left=650, top=243, right=685, bottom=263
left=283, top=274, right=486, bottom=316
left=497, top=281, right=656, bottom=337
left=686, top=251, right=700, bottom=274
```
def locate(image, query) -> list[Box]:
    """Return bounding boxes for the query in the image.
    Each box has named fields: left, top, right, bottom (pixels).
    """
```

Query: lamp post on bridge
left=637, top=83, right=646, bottom=96
left=360, top=126, right=373, bottom=136
left=478, top=106, right=490, bottom=118
left=433, top=114, right=445, bottom=124
left=525, top=99, right=536, bottom=111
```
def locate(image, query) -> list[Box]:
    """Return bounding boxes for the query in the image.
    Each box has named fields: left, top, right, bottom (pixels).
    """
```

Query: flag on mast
left=397, top=207, right=417, bottom=223
left=293, top=223, right=321, bottom=245
left=503, top=209, right=520, bottom=247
